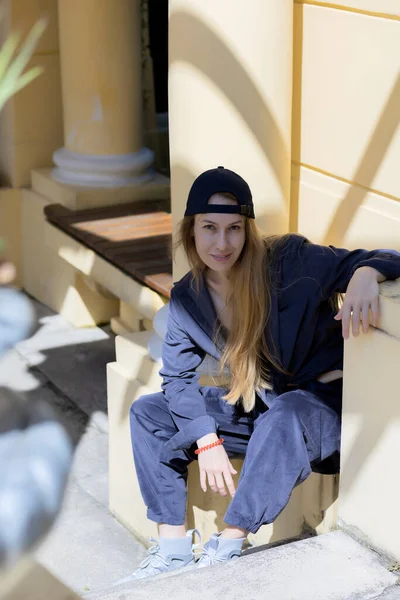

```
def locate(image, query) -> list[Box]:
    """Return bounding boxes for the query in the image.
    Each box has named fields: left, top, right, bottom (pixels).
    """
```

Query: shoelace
left=135, top=538, right=170, bottom=576
left=112, top=539, right=168, bottom=586
left=192, top=541, right=227, bottom=566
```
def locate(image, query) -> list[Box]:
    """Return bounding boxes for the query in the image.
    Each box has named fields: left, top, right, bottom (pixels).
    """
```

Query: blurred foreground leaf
left=0, top=13, right=47, bottom=112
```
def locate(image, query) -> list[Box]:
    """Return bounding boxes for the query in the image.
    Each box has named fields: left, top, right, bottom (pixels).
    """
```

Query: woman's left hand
left=334, top=266, right=384, bottom=340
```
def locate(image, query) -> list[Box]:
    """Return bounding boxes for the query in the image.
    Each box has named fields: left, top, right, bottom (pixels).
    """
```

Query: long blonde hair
left=174, top=206, right=287, bottom=412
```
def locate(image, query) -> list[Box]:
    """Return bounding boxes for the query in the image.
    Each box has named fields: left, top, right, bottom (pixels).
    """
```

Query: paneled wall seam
left=292, top=161, right=400, bottom=203
left=294, top=1, right=400, bottom=21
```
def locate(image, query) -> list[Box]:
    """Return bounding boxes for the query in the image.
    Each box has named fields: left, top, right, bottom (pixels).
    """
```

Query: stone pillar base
left=31, top=168, right=170, bottom=212
left=52, top=147, right=154, bottom=188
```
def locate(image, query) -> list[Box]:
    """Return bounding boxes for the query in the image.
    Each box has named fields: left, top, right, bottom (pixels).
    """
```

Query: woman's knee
left=265, top=390, right=339, bottom=443
left=256, top=391, right=318, bottom=430
left=272, top=389, right=335, bottom=417
left=130, top=392, right=165, bottom=421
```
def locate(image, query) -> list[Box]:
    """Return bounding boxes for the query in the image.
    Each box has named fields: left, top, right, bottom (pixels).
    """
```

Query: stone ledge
left=45, top=222, right=167, bottom=321
left=115, top=331, right=162, bottom=389
left=340, top=313, right=400, bottom=561
left=85, top=531, right=398, bottom=600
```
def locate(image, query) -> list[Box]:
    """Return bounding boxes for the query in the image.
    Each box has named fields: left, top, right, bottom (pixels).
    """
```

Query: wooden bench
left=44, top=200, right=173, bottom=300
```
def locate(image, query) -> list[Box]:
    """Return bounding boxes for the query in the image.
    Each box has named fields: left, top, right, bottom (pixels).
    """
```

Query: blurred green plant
left=0, top=13, right=46, bottom=258
left=0, top=13, right=47, bottom=112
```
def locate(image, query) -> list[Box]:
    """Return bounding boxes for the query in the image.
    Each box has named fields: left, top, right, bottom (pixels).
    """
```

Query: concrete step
left=115, top=330, right=163, bottom=389
left=83, top=531, right=400, bottom=600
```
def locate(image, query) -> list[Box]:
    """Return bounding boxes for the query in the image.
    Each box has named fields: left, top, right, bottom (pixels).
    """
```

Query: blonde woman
left=127, top=167, right=400, bottom=579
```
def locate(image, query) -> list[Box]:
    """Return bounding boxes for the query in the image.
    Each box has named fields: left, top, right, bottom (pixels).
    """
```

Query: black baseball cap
left=184, top=166, right=255, bottom=219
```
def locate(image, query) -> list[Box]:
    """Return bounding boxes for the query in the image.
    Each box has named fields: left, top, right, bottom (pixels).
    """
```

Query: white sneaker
left=114, top=529, right=201, bottom=584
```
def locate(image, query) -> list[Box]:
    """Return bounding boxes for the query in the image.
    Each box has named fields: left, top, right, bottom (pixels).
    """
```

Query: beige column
left=169, top=0, right=294, bottom=279
left=53, top=0, right=154, bottom=186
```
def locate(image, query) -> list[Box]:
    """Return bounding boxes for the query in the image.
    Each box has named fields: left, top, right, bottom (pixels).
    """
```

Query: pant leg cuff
left=223, top=510, right=261, bottom=535
left=147, top=508, right=185, bottom=526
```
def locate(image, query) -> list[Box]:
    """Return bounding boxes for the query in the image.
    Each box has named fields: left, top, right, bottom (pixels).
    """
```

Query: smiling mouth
left=211, top=254, right=232, bottom=261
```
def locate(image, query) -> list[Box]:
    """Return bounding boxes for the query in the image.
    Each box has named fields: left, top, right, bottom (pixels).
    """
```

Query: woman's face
left=193, top=194, right=246, bottom=275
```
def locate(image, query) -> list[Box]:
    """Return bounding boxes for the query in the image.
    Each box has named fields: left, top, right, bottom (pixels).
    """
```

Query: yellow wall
left=291, top=1, right=400, bottom=246
left=295, top=1, right=400, bottom=19
left=0, top=0, right=63, bottom=187
left=169, top=0, right=293, bottom=279
left=292, top=0, right=400, bottom=560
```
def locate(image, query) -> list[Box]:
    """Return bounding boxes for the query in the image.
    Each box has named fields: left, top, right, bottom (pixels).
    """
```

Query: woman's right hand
left=196, top=434, right=237, bottom=498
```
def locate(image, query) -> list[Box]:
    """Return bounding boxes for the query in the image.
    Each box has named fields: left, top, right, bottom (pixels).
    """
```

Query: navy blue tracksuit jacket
left=160, top=234, right=400, bottom=448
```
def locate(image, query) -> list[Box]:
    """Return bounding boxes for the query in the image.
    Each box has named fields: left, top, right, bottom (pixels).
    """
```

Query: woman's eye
left=204, top=224, right=215, bottom=230
left=230, top=225, right=241, bottom=231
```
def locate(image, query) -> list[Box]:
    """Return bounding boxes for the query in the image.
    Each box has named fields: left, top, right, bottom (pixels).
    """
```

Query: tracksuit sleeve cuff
left=166, top=415, right=218, bottom=451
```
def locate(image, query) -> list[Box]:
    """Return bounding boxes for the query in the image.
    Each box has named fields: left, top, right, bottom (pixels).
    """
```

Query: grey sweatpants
left=129, top=380, right=341, bottom=534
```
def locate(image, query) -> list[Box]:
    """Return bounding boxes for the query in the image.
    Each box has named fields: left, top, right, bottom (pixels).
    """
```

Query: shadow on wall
left=169, top=8, right=291, bottom=235
left=339, top=386, right=400, bottom=498
left=323, top=74, right=400, bottom=246
left=290, top=4, right=400, bottom=245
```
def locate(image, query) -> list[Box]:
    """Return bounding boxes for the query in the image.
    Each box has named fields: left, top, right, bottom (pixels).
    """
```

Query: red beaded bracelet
left=194, top=438, right=224, bottom=455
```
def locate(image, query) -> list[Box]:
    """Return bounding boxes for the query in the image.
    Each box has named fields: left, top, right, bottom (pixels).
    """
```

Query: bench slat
left=45, top=202, right=174, bottom=298
left=74, top=214, right=172, bottom=235
left=96, top=234, right=171, bottom=252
